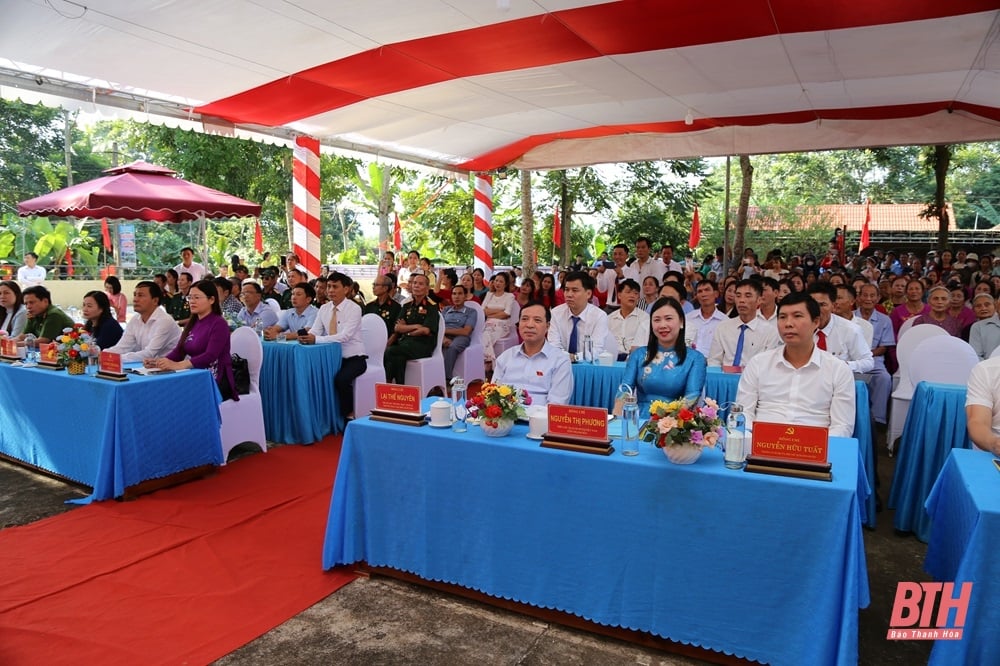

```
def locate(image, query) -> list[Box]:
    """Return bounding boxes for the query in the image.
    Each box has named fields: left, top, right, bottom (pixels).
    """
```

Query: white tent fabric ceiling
left=2, top=0, right=1000, bottom=172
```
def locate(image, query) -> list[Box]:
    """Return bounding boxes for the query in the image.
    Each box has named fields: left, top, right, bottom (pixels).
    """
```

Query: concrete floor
left=1, top=435, right=933, bottom=666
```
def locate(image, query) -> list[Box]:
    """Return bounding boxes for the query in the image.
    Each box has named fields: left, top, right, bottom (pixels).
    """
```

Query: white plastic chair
left=990, top=345, right=1000, bottom=359
left=405, top=312, right=447, bottom=396
left=888, top=324, right=949, bottom=450
left=353, top=313, right=389, bottom=418
left=493, top=301, right=522, bottom=356
left=854, top=317, right=874, bottom=349
left=453, top=301, right=486, bottom=384
left=908, top=336, right=979, bottom=387
left=219, top=327, right=267, bottom=464
left=896, top=316, right=916, bottom=343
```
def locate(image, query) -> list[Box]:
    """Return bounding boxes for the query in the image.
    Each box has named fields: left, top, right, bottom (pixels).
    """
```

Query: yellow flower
left=498, top=385, right=512, bottom=397
left=665, top=400, right=682, bottom=413
left=61, top=335, right=72, bottom=343
left=79, top=343, right=89, bottom=351
left=649, top=400, right=668, bottom=415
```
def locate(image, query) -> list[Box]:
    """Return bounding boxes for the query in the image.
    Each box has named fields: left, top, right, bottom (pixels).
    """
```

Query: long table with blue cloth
left=260, top=340, right=343, bottom=444
left=0, top=362, right=222, bottom=503
left=572, top=363, right=879, bottom=527
left=888, top=381, right=971, bottom=543
left=924, top=448, right=1000, bottom=666
left=323, top=413, right=870, bottom=666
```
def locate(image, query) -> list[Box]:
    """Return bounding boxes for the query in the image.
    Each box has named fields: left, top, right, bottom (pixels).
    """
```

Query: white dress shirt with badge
left=707, top=315, right=780, bottom=367
left=736, top=345, right=856, bottom=438
left=493, top=340, right=573, bottom=406
left=547, top=303, right=609, bottom=356
left=815, top=313, right=874, bottom=373
left=685, top=307, right=728, bottom=353
left=607, top=306, right=650, bottom=356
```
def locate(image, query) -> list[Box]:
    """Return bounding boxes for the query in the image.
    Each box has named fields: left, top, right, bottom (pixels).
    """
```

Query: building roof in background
left=746, top=203, right=959, bottom=233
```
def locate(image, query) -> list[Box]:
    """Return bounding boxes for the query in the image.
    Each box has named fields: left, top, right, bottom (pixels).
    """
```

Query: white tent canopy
left=2, top=0, right=999, bottom=172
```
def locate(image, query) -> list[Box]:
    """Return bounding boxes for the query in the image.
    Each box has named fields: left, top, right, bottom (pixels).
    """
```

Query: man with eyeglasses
left=364, top=273, right=401, bottom=334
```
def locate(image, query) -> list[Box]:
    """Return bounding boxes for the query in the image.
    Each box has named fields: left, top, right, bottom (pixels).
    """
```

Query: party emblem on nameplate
left=370, top=383, right=426, bottom=426
left=540, top=404, right=613, bottom=455
left=37, top=342, right=63, bottom=369
left=0, top=337, right=19, bottom=362
left=96, top=350, right=128, bottom=381
left=744, top=422, right=832, bottom=481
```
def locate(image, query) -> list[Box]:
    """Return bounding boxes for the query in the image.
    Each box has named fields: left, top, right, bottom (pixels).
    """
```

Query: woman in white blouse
left=481, top=271, right=515, bottom=367
left=0, top=280, right=27, bottom=337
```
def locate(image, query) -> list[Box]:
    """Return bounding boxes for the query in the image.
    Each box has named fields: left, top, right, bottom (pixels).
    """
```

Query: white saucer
left=427, top=421, right=453, bottom=428
left=525, top=433, right=545, bottom=440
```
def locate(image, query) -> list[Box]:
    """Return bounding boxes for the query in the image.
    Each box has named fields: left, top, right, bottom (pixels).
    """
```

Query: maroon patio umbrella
left=17, top=161, right=261, bottom=222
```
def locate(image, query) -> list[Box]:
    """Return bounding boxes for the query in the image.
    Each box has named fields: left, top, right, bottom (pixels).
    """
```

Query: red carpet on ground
left=0, top=439, right=355, bottom=665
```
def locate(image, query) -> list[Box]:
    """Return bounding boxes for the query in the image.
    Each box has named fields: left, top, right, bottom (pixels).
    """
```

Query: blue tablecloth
left=261, top=341, right=343, bottom=444
left=705, top=368, right=878, bottom=527
left=570, top=361, right=625, bottom=411
left=924, top=449, right=1000, bottom=666
left=323, top=418, right=869, bottom=666
left=0, top=363, right=222, bottom=503
left=887, top=382, right=969, bottom=542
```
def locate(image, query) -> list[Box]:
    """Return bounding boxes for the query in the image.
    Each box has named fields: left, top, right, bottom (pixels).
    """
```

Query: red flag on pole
left=688, top=206, right=701, bottom=249
left=393, top=213, right=402, bottom=252
left=254, top=219, right=264, bottom=253
left=552, top=208, right=561, bottom=248
left=859, top=200, right=871, bottom=253
left=64, top=248, right=74, bottom=276
left=837, top=225, right=846, bottom=265
left=100, top=218, right=112, bottom=251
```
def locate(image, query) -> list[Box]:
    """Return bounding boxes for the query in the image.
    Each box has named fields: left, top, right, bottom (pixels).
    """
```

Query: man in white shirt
left=397, top=250, right=421, bottom=299
left=17, top=252, right=46, bottom=286
left=494, top=302, right=573, bottom=406
left=756, top=276, right=779, bottom=323
left=625, top=236, right=664, bottom=285
left=657, top=244, right=684, bottom=274
left=708, top=279, right=779, bottom=368
left=547, top=271, right=609, bottom=359
left=105, top=281, right=181, bottom=362
left=302, top=272, right=366, bottom=420
left=685, top=280, right=727, bottom=353
left=965, top=357, right=1000, bottom=455
left=832, top=284, right=874, bottom=347
left=173, top=247, right=208, bottom=283
left=607, top=279, right=650, bottom=360
left=807, top=283, right=874, bottom=373
left=736, top=291, right=856, bottom=437
left=596, top=244, right=629, bottom=309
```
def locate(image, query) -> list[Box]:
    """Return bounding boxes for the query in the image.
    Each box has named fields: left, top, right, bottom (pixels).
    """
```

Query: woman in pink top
left=104, top=276, right=128, bottom=323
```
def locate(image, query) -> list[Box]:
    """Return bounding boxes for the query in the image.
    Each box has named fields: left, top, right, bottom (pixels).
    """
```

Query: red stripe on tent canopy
left=196, top=0, right=994, bottom=126
left=457, top=101, right=1000, bottom=171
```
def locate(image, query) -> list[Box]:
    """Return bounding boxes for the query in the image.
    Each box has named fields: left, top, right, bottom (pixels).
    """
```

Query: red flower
left=678, top=408, right=695, bottom=421
left=69, top=349, right=79, bottom=358
left=485, top=405, right=502, bottom=419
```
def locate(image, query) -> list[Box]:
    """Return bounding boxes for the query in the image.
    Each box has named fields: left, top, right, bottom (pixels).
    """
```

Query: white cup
left=430, top=399, right=452, bottom=426
left=528, top=408, right=548, bottom=438
left=598, top=351, right=614, bottom=366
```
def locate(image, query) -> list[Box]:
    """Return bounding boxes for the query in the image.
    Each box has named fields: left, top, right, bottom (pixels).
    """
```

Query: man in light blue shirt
left=855, top=282, right=895, bottom=425
left=494, top=302, right=573, bottom=406
left=265, top=283, right=319, bottom=341
left=237, top=280, right=279, bottom=329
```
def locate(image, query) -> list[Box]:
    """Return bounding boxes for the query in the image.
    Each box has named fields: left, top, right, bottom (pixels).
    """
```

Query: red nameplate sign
left=99, top=350, right=124, bottom=375
left=751, top=422, right=829, bottom=464
left=375, top=383, right=422, bottom=415
left=38, top=342, right=59, bottom=365
left=547, top=404, right=609, bottom=442
left=0, top=337, right=17, bottom=358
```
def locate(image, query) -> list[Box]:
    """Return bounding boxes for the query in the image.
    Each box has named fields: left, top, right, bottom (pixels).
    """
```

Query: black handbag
left=231, top=354, right=251, bottom=395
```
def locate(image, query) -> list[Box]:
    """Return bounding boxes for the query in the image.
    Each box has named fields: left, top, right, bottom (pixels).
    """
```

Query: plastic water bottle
left=582, top=335, right=594, bottom=363
left=725, top=404, right=747, bottom=469
left=618, top=383, right=640, bottom=456
left=451, top=377, right=468, bottom=433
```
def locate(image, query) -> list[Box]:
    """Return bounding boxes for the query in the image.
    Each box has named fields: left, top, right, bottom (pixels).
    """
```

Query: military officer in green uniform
left=364, top=274, right=402, bottom=335
left=384, top=273, right=439, bottom=384
left=20, top=285, right=75, bottom=343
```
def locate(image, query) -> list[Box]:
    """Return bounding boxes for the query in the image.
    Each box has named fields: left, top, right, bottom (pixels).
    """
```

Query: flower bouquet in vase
left=466, top=383, right=531, bottom=437
left=55, top=324, right=96, bottom=374
left=644, top=398, right=724, bottom=464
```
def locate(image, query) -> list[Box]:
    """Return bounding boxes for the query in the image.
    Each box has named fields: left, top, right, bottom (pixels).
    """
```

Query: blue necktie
left=568, top=315, right=581, bottom=354
left=733, top=323, right=748, bottom=366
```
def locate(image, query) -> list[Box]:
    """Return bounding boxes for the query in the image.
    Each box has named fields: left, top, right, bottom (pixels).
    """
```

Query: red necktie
left=817, top=330, right=827, bottom=351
